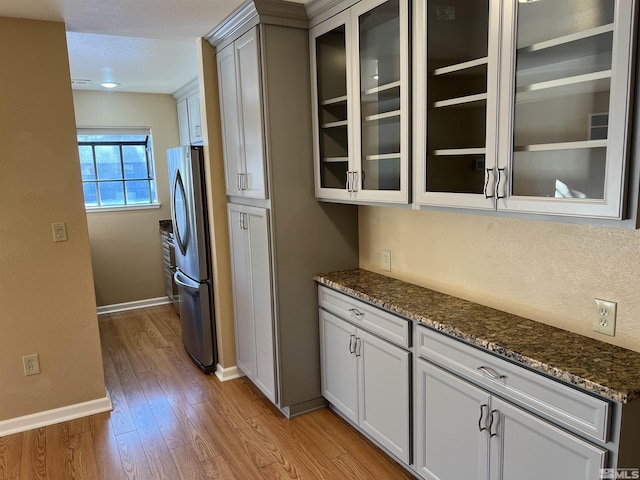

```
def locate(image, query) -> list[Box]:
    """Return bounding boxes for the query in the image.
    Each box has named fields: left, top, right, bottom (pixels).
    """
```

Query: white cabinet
left=175, top=82, right=203, bottom=146
left=227, top=204, right=276, bottom=402
left=310, top=0, right=410, bottom=204
left=414, top=0, right=637, bottom=219
left=319, top=294, right=411, bottom=464
left=217, top=26, right=267, bottom=200
left=416, top=359, right=607, bottom=480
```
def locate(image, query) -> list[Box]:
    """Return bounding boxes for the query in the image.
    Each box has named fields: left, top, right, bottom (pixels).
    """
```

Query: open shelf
left=433, top=57, right=488, bottom=76
left=365, top=153, right=401, bottom=161
left=363, top=81, right=401, bottom=96
left=365, top=110, right=401, bottom=122
left=322, top=120, right=348, bottom=128
left=321, top=95, right=348, bottom=106
left=516, top=70, right=611, bottom=103
left=432, top=147, right=486, bottom=156
left=433, top=93, right=487, bottom=109
left=514, top=140, right=607, bottom=152
left=322, top=157, right=349, bottom=163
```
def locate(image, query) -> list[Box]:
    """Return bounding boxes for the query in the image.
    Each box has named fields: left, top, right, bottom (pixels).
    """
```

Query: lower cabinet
left=319, top=308, right=411, bottom=464
left=416, top=358, right=607, bottom=480
left=228, top=203, right=276, bottom=402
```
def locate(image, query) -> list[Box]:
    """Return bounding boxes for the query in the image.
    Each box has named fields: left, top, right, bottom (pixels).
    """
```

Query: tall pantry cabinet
left=208, top=0, right=359, bottom=416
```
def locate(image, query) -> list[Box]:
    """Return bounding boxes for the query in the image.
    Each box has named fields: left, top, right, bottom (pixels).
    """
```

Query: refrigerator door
left=168, top=146, right=210, bottom=282
left=174, top=270, right=216, bottom=371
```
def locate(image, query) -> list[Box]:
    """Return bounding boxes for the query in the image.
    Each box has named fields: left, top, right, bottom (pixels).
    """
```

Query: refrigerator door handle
left=173, top=271, right=199, bottom=292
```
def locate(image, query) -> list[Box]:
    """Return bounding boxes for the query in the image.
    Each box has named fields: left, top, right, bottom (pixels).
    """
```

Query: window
left=77, top=128, right=158, bottom=209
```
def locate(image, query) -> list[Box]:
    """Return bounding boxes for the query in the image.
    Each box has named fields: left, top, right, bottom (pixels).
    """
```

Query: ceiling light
left=101, top=82, right=120, bottom=89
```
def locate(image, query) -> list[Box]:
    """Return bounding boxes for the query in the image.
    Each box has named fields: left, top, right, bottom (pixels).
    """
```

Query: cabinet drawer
left=416, top=325, right=610, bottom=442
left=318, top=286, right=409, bottom=348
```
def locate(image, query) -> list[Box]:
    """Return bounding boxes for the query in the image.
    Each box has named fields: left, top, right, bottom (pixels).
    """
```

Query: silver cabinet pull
left=351, top=171, right=359, bottom=192
left=489, top=409, right=499, bottom=438
left=349, top=335, right=356, bottom=354
left=478, top=404, right=488, bottom=432
left=355, top=337, right=362, bottom=357
left=477, top=366, right=506, bottom=381
left=484, top=168, right=495, bottom=199
left=243, top=213, right=248, bottom=230
left=242, top=173, right=248, bottom=191
left=348, top=308, right=363, bottom=318
left=236, top=173, right=241, bottom=191
left=239, top=212, right=243, bottom=230
left=495, top=167, right=506, bottom=199
left=345, top=171, right=351, bottom=191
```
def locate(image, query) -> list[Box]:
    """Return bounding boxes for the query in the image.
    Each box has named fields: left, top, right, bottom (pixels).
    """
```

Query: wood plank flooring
left=0, top=305, right=415, bottom=479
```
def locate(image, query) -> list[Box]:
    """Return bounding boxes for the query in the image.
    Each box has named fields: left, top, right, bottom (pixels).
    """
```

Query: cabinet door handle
left=236, top=173, right=240, bottom=191
left=477, top=366, right=506, bottom=381
left=495, top=168, right=506, bottom=199
left=478, top=404, right=488, bottom=432
left=489, top=409, right=499, bottom=438
left=348, top=308, right=364, bottom=319
left=355, top=337, right=362, bottom=357
left=345, top=171, right=350, bottom=192
left=484, top=168, right=495, bottom=199
left=351, top=171, right=359, bottom=192
left=349, top=335, right=356, bottom=354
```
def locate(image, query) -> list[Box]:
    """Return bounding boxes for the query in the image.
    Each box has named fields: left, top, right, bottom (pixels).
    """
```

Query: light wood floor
left=0, top=305, right=414, bottom=479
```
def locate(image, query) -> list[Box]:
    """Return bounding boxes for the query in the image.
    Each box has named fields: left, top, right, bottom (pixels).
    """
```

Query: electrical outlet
left=593, top=299, right=616, bottom=337
left=23, top=354, right=40, bottom=376
left=382, top=250, right=391, bottom=272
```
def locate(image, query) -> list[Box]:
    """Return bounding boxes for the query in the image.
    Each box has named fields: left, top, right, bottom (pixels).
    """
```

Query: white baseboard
left=215, top=363, right=244, bottom=382
left=97, top=296, right=172, bottom=315
left=0, top=393, right=113, bottom=436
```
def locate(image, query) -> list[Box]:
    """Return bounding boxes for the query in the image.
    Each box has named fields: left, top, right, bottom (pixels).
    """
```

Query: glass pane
left=82, top=183, right=98, bottom=206
left=95, top=146, right=123, bottom=180
left=98, top=181, right=124, bottom=206
left=125, top=181, right=151, bottom=204
left=78, top=146, right=95, bottom=180
left=122, top=145, right=148, bottom=179
left=511, top=0, right=614, bottom=200
left=316, top=25, right=349, bottom=190
left=359, top=0, right=401, bottom=192
left=426, top=0, right=489, bottom=194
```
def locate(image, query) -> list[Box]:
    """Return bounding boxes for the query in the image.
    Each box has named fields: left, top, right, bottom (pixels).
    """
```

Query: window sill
left=85, top=203, right=162, bottom=214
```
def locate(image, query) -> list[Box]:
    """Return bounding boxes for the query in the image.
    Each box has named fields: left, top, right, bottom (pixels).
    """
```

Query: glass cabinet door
left=414, top=0, right=500, bottom=209
left=498, top=0, right=635, bottom=218
left=311, top=13, right=353, bottom=199
left=352, top=0, right=409, bottom=203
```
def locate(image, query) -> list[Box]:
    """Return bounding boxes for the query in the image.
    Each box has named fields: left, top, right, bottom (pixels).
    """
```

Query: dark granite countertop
left=314, top=269, right=640, bottom=404
left=159, top=219, right=173, bottom=234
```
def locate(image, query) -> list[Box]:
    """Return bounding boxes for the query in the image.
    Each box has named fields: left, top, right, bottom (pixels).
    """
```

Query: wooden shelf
left=433, top=57, right=488, bottom=76
left=365, top=110, right=401, bottom=122
left=365, top=153, right=401, bottom=161
left=433, top=93, right=487, bottom=108
left=322, top=157, right=349, bottom=163
left=432, top=147, right=486, bottom=156
left=514, top=140, right=607, bottom=152
left=321, top=95, right=348, bottom=106
left=322, top=120, right=348, bottom=128
left=363, top=81, right=401, bottom=96
left=516, top=70, right=611, bottom=104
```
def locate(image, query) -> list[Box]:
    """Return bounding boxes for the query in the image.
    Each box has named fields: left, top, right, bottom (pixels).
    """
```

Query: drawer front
left=416, top=325, right=610, bottom=442
left=318, top=286, right=409, bottom=348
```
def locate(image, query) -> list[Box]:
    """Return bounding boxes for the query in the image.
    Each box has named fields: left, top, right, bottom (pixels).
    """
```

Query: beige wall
left=196, top=39, right=236, bottom=368
left=72, top=91, right=180, bottom=306
left=0, top=18, right=106, bottom=420
left=359, top=206, right=640, bottom=353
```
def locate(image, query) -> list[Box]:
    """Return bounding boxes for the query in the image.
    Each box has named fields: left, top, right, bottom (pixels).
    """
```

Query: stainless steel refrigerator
left=167, top=146, right=217, bottom=374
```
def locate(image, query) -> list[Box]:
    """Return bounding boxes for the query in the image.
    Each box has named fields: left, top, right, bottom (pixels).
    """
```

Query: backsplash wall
left=359, top=206, right=640, bottom=353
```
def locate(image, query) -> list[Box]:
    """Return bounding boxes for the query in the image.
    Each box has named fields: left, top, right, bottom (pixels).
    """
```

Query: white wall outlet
left=382, top=249, right=391, bottom=272
left=52, top=222, right=67, bottom=242
left=23, top=354, right=40, bottom=376
left=593, top=299, right=616, bottom=337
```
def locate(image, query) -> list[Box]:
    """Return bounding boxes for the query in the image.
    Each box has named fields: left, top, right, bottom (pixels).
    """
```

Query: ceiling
left=0, top=0, right=252, bottom=94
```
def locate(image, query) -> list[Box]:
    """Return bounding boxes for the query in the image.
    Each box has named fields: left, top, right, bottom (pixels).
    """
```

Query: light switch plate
left=593, top=298, right=616, bottom=336
left=52, top=222, right=67, bottom=242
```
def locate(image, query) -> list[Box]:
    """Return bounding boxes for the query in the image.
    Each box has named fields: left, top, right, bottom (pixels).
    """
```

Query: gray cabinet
left=227, top=204, right=276, bottom=403
left=319, top=289, right=411, bottom=464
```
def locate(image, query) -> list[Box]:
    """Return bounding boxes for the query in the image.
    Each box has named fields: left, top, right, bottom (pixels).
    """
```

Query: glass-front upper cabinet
left=414, top=0, right=501, bottom=209
left=497, top=0, right=636, bottom=218
left=310, top=0, right=409, bottom=204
